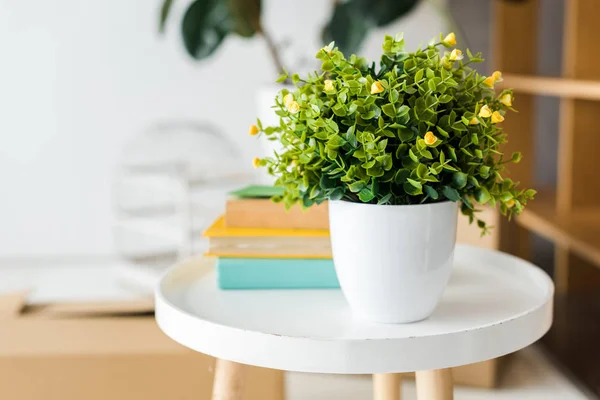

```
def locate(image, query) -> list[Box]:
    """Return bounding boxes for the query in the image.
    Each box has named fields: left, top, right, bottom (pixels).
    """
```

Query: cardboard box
left=0, top=292, right=284, bottom=400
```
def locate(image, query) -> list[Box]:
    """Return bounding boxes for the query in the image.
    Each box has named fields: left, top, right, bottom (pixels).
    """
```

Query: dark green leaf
left=182, top=0, right=230, bottom=60
left=403, top=181, right=423, bottom=195
left=442, top=186, right=460, bottom=201
left=424, top=185, right=439, bottom=200
left=321, top=1, right=369, bottom=55
left=329, top=187, right=345, bottom=200
left=452, top=172, right=467, bottom=189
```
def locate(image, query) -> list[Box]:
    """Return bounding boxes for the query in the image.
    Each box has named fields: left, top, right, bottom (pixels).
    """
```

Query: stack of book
left=203, top=186, right=339, bottom=289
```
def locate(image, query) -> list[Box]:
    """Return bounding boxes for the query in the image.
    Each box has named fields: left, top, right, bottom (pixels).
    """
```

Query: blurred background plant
left=159, top=0, right=423, bottom=73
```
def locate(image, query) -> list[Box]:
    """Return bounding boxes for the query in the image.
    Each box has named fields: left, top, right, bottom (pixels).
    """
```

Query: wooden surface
left=499, top=75, right=600, bottom=100
left=492, top=0, right=600, bottom=394
left=492, top=0, right=538, bottom=261
left=416, top=369, right=453, bottom=400
left=155, top=246, right=553, bottom=374
left=516, top=191, right=600, bottom=269
left=373, top=373, right=400, bottom=400
left=212, top=359, right=246, bottom=400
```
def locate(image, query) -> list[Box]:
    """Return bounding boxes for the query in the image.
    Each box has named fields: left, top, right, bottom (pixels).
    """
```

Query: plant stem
left=258, top=24, right=286, bottom=74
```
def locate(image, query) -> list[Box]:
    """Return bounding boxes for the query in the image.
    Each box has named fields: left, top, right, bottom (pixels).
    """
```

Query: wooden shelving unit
left=493, top=0, right=600, bottom=395
left=516, top=191, right=600, bottom=267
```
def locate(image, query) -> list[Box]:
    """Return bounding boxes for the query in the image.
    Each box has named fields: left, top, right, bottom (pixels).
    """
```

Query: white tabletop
left=155, top=245, right=554, bottom=374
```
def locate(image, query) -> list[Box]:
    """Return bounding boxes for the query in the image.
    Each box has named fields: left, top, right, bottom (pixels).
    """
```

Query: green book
left=229, top=185, right=285, bottom=199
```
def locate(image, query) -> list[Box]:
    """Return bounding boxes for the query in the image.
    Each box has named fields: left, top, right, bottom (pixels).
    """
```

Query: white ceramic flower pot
left=329, top=200, right=459, bottom=323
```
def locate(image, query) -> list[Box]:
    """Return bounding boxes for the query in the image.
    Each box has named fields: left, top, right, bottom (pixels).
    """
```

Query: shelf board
left=516, top=192, right=600, bottom=266
left=500, top=74, right=600, bottom=101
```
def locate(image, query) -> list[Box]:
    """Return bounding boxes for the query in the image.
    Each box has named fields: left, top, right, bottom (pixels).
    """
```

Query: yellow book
left=203, top=216, right=332, bottom=258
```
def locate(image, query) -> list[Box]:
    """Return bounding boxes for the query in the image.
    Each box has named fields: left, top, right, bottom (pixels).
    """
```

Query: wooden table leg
left=212, top=358, right=246, bottom=400
left=416, top=369, right=453, bottom=400
left=373, top=373, right=401, bottom=400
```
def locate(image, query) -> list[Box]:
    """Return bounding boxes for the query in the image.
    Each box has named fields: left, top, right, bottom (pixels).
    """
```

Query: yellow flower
left=499, top=93, right=512, bottom=107
left=248, top=124, right=259, bottom=136
left=492, top=71, right=503, bottom=82
left=424, top=131, right=437, bottom=146
left=324, top=79, right=334, bottom=91
left=443, top=32, right=457, bottom=47
left=483, top=76, right=495, bottom=87
left=491, top=111, right=505, bottom=124
left=252, top=157, right=261, bottom=168
left=370, top=81, right=384, bottom=94
left=288, top=101, right=300, bottom=114
left=449, top=49, right=463, bottom=61
left=505, top=199, right=515, bottom=208
left=469, top=117, right=480, bottom=125
left=479, top=105, right=492, bottom=118
left=283, top=93, right=294, bottom=107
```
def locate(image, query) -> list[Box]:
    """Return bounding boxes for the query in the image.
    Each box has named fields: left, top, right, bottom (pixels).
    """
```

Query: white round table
left=155, top=245, right=554, bottom=400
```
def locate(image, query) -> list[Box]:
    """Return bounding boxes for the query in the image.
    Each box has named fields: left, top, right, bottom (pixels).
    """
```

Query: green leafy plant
left=158, top=0, right=421, bottom=72
left=251, top=33, right=535, bottom=234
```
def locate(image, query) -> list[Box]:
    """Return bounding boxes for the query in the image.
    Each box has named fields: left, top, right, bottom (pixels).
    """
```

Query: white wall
left=0, top=0, right=446, bottom=257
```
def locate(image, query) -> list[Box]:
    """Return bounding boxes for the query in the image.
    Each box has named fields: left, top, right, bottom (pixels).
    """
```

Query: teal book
left=216, top=257, right=340, bottom=290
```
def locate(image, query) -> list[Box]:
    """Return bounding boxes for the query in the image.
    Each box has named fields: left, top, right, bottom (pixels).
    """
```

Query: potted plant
left=250, top=33, right=535, bottom=323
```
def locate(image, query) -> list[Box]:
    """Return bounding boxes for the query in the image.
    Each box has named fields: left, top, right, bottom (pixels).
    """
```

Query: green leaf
left=329, top=187, right=345, bottom=200
left=452, top=172, right=468, bottom=189
left=424, top=185, right=439, bottom=200
left=394, top=169, right=410, bottom=184
left=399, top=127, right=415, bottom=142
left=447, top=147, right=457, bottom=162
left=321, top=60, right=334, bottom=71
left=159, top=0, right=175, bottom=33
left=358, top=188, right=375, bottom=202
left=479, top=165, right=490, bottom=178
left=348, top=181, right=366, bottom=193
left=406, top=178, right=422, bottom=190
left=525, top=189, right=537, bottom=198
left=408, top=148, right=419, bottom=162
left=475, top=187, right=491, bottom=204
left=427, top=79, right=436, bottom=92
left=415, top=69, right=424, bottom=82
left=181, top=0, right=230, bottom=60
left=461, top=195, right=473, bottom=210
left=403, top=181, right=423, bottom=195
left=511, top=152, right=522, bottom=163
left=321, top=1, right=369, bottom=55
left=377, top=193, right=392, bottom=204
left=437, top=127, right=450, bottom=138
left=442, top=186, right=460, bottom=201
left=382, top=104, right=396, bottom=117
left=438, top=94, right=453, bottom=103
left=397, top=105, right=410, bottom=117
